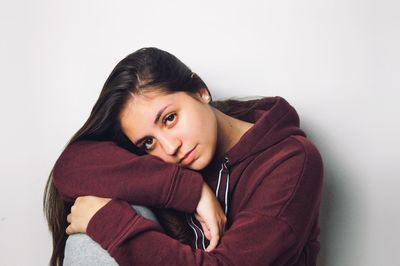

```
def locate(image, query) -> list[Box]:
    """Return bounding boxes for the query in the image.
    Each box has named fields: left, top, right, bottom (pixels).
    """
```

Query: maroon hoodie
left=53, top=96, right=324, bottom=265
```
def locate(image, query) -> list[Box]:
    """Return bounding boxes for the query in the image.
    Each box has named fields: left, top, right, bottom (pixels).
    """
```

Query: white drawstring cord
left=190, top=215, right=206, bottom=251
left=215, top=164, right=224, bottom=199
left=218, top=159, right=230, bottom=215
left=186, top=214, right=198, bottom=249
left=224, top=169, right=230, bottom=214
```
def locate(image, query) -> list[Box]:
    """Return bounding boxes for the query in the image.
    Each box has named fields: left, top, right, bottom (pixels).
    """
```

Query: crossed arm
left=54, top=140, right=226, bottom=251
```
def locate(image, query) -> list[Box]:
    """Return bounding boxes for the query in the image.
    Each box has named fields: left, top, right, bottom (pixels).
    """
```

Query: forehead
left=121, top=90, right=181, bottom=117
left=119, top=91, right=186, bottom=139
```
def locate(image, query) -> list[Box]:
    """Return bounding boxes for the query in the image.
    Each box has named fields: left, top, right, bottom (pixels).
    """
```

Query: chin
left=191, top=153, right=212, bottom=171
left=188, top=165, right=202, bottom=171
left=184, top=159, right=201, bottom=171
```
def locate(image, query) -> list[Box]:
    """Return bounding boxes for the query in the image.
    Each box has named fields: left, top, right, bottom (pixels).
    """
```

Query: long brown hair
left=43, top=47, right=213, bottom=265
left=43, top=47, right=263, bottom=265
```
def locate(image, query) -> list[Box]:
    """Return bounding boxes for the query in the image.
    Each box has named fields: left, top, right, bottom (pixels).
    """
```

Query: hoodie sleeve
left=52, top=140, right=203, bottom=213
left=84, top=136, right=324, bottom=265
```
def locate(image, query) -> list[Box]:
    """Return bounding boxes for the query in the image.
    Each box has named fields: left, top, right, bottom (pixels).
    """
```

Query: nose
left=158, top=133, right=182, bottom=156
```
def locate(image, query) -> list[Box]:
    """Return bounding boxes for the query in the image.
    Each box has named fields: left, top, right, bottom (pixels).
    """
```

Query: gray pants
left=63, top=205, right=158, bottom=266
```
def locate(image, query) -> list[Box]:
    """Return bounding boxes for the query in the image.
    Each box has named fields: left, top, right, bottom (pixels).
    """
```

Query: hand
left=195, top=182, right=227, bottom=252
left=66, top=195, right=111, bottom=235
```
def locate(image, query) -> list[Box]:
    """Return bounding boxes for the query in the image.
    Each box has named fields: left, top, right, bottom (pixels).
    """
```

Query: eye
left=141, top=138, right=155, bottom=151
left=163, top=113, right=176, bottom=126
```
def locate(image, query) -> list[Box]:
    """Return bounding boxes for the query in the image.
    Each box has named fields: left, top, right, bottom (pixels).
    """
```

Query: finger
left=67, top=213, right=71, bottom=223
left=194, top=213, right=202, bottom=222
left=65, top=225, right=72, bottom=235
left=205, top=222, right=220, bottom=252
left=220, top=215, right=227, bottom=234
left=200, top=221, right=211, bottom=240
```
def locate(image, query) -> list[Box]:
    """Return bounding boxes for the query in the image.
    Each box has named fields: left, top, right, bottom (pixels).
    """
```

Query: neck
left=212, top=108, right=254, bottom=160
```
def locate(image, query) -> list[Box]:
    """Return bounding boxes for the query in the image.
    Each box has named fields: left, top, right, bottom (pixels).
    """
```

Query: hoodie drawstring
left=186, top=213, right=198, bottom=249
left=216, top=157, right=230, bottom=215
left=188, top=157, right=230, bottom=250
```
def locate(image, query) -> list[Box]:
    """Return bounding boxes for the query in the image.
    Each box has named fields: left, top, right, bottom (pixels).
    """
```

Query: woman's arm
left=66, top=137, right=324, bottom=265
left=64, top=205, right=158, bottom=266
left=56, top=140, right=227, bottom=248
left=53, top=140, right=203, bottom=213
left=67, top=182, right=226, bottom=252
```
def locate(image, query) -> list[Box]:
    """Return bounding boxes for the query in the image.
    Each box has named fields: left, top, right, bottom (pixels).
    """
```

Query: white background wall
left=1, top=0, right=399, bottom=265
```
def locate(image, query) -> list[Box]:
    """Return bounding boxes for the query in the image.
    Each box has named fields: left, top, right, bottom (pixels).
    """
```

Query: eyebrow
left=134, top=104, right=172, bottom=146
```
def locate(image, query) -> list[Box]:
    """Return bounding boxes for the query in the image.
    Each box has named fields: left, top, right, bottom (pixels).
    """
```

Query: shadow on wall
left=303, top=120, right=360, bottom=266
left=301, top=114, right=366, bottom=266
left=317, top=164, right=336, bottom=266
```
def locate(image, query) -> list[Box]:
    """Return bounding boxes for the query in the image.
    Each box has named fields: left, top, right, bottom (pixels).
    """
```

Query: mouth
left=179, top=146, right=197, bottom=166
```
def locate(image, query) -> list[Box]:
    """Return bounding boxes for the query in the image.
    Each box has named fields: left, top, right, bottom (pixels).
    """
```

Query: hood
left=189, top=96, right=307, bottom=250
left=221, top=96, right=306, bottom=167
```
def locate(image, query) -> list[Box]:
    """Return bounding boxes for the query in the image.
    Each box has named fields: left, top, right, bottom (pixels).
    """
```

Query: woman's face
left=119, top=88, right=218, bottom=170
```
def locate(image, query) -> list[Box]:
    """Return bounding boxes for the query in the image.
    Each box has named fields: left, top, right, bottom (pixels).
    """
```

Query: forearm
left=86, top=200, right=298, bottom=266
left=64, top=204, right=158, bottom=266
left=53, top=140, right=203, bottom=212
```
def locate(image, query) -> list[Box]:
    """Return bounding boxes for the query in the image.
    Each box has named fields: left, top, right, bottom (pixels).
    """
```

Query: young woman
left=44, top=47, right=323, bottom=265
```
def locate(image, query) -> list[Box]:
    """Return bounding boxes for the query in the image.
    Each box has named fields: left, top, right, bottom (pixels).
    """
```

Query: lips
left=180, top=146, right=196, bottom=165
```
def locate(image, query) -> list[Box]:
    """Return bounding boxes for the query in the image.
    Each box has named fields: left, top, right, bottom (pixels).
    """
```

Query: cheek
left=192, top=109, right=218, bottom=152
left=181, top=115, right=209, bottom=142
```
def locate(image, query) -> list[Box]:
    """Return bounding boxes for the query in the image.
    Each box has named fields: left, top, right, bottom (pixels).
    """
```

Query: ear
left=196, top=88, right=211, bottom=103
